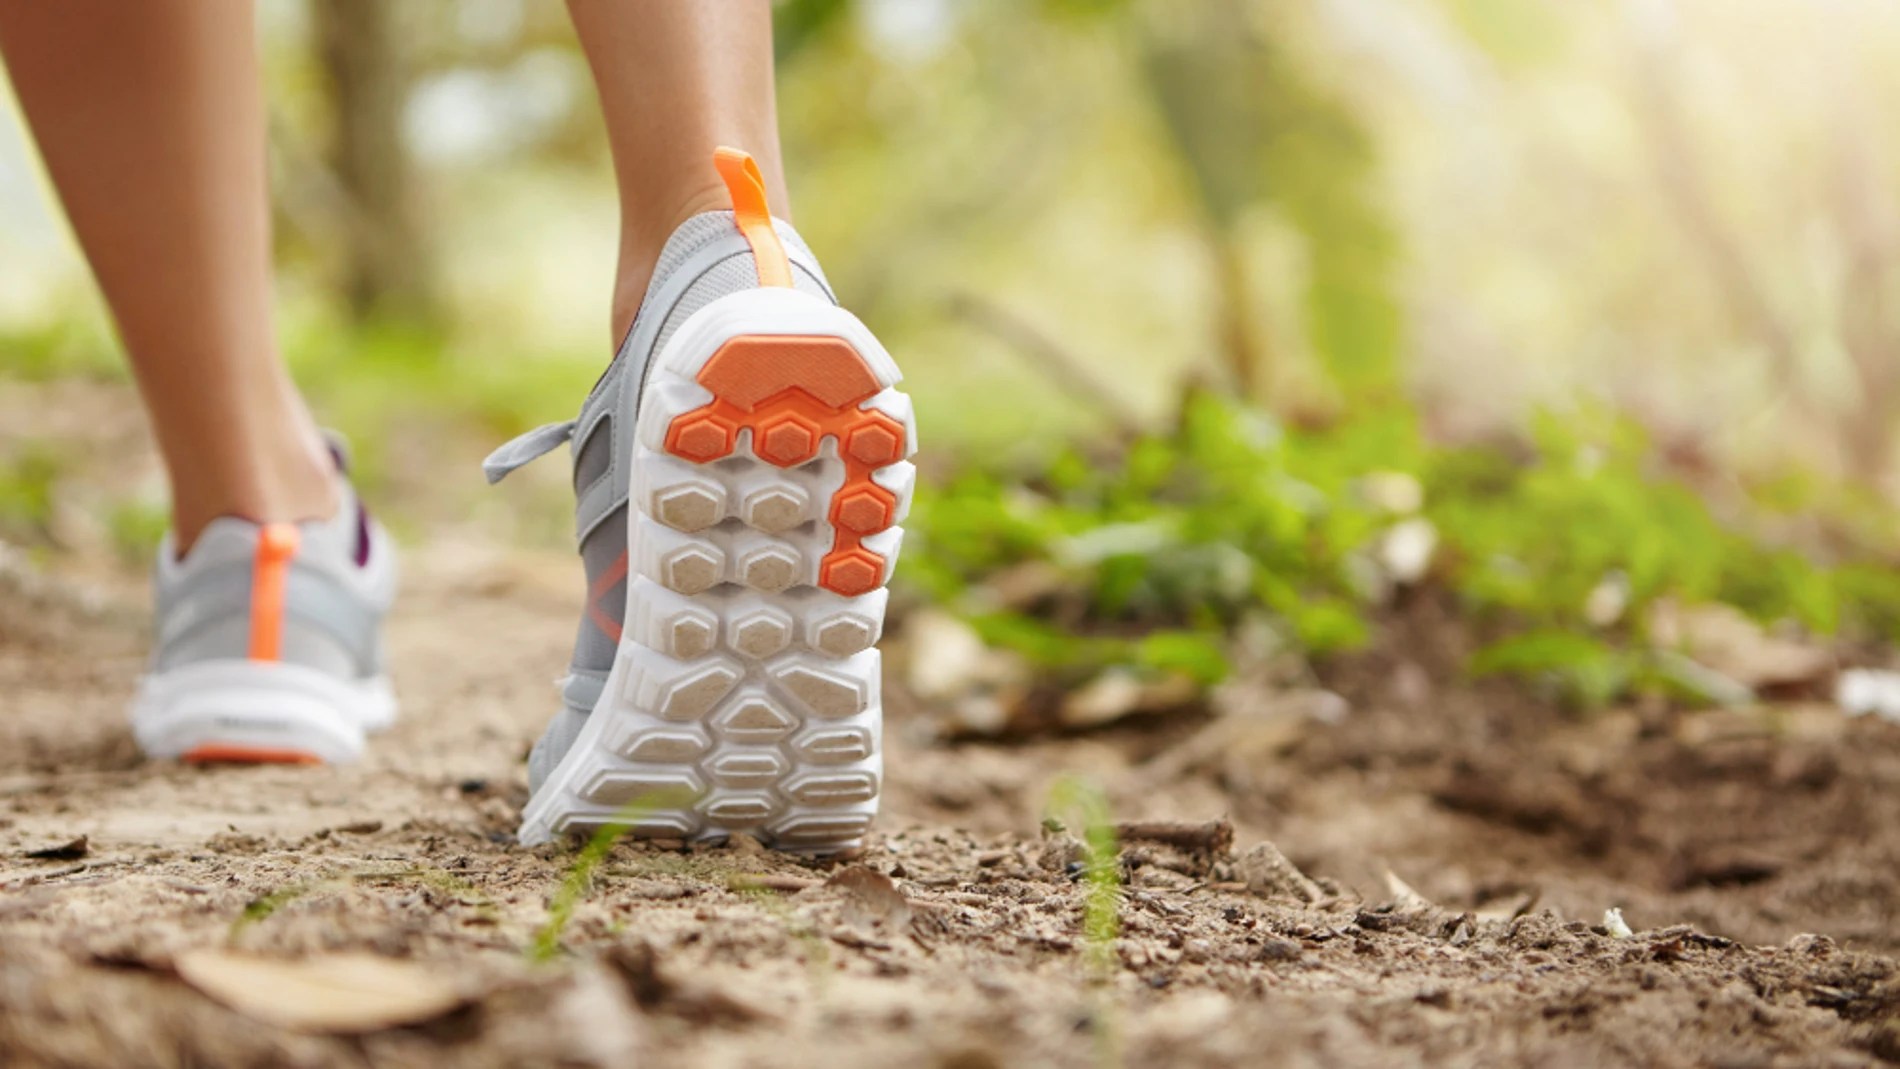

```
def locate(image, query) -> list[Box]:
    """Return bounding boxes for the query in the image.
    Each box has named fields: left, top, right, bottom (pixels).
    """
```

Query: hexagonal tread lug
left=741, top=483, right=811, bottom=534
left=812, top=613, right=877, bottom=657
left=708, top=750, right=790, bottom=788
left=576, top=767, right=705, bottom=808
left=668, top=615, right=717, bottom=660
left=700, top=792, right=782, bottom=827
left=772, top=655, right=875, bottom=720
left=655, top=660, right=741, bottom=722
left=845, top=414, right=905, bottom=467
left=784, top=770, right=878, bottom=807
left=738, top=544, right=802, bottom=593
left=618, top=729, right=711, bottom=765
left=649, top=542, right=720, bottom=595
left=653, top=483, right=726, bottom=532
left=756, top=412, right=821, bottom=467
left=711, top=691, right=799, bottom=744
left=818, top=549, right=884, bottom=598
left=832, top=487, right=895, bottom=535
left=729, top=606, right=794, bottom=659
left=770, top=812, right=874, bottom=847
left=791, top=726, right=874, bottom=765
left=666, top=412, right=738, bottom=462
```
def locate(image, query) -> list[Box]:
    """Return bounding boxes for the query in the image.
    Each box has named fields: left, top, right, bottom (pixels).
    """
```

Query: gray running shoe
left=487, top=148, right=915, bottom=851
left=130, top=458, right=397, bottom=764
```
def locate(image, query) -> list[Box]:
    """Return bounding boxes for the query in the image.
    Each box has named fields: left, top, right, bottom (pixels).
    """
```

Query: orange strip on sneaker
left=712, top=146, right=793, bottom=288
left=183, top=743, right=323, bottom=765
left=587, top=550, right=631, bottom=644
left=248, top=522, right=301, bottom=661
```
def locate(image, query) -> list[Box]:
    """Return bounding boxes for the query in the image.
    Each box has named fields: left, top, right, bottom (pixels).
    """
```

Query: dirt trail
left=1, top=545, right=1897, bottom=1068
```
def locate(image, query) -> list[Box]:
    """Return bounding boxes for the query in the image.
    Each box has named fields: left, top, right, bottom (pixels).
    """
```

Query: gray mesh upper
left=650, top=243, right=832, bottom=358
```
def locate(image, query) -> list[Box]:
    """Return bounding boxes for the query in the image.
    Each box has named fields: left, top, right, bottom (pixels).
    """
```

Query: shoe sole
left=131, top=659, right=397, bottom=765
left=518, top=288, right=914, bottom=851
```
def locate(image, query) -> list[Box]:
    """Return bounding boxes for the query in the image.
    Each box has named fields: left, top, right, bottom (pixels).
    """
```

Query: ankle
left=609, top=181, right=735, bottom=345
left=166, top=429, right=339, bottom=553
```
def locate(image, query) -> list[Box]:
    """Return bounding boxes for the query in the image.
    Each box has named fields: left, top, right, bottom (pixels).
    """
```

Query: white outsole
left=131, top=659, right=397, bottom=765
left=519, top=288, right=915, bottom=851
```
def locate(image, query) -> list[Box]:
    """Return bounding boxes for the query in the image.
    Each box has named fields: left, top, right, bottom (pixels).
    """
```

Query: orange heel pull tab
left=247, top=523, right=301, bottom=662
left=713, top=147, right=793, bottom=288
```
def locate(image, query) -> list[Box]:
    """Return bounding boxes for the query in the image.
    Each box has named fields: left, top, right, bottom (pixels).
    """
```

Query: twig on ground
left=1114, top=819, right=1234, bottom=856
left=1234, top=842, right=1326, bottom=905
left=1383, top=870, right=1436, bottom=913
left=729, top=873, right=820, bottom=894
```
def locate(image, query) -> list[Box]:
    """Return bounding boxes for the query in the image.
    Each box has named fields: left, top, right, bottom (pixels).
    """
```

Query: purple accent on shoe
left=354, top=502, right=373, bottom=568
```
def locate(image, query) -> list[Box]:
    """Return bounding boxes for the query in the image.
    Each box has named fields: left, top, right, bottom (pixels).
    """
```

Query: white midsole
left=131, top=659, right=396, bottom=765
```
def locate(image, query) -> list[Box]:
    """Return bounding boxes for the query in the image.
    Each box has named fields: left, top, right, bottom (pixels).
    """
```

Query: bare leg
left=0, top=0, right=335, bottom=551
left=566, top=0, right=789, bottom=344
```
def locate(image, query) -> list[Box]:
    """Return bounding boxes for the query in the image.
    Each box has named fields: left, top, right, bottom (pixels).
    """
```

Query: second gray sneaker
left=130, top=465, right=397, bottom=764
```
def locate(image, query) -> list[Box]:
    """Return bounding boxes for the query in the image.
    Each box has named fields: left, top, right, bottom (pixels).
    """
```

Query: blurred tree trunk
left=1208, top=230, right=1263, bottom=398
left=315, top=0, right=435, bottom=327
left=1137, top=0, right=1395, bottom=408
left=1139, top=0, right=1276, bottom=401
left=1832, top=97, right=1900, bottom=488
left=1630, top=3, right=1894, bottom=486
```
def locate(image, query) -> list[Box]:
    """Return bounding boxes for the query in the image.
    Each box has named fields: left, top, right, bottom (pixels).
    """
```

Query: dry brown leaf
left=905, top=611, right=1002, bottom=700
left=1058, top=668, right=1198, bottom=729
left=174, top=949, right=467, bottom=1033
left=827, top=865, right=912, bottom=932
left=23, top=836, right=88, bottom=861
left=1649, top=601, right=1833, bottom=691
left=1059, top=669, right=1146, bottom=728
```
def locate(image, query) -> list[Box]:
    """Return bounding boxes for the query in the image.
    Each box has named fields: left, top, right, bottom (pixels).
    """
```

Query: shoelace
left=481, top=420, right=576, bottom=485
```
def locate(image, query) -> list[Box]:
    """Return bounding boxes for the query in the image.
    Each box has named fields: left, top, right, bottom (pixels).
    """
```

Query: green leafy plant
left=1045, top=776, right=1123, bottom=1069
left=230, top=881, right=321, bottom=937
left=0, top=446, right=65, bottom=544
left=1045, top=777, right=1120, bottom=978
left=905, top=391, right=1397, bottom=694
left=528, top=787, right=698, bottom=963
left=1430, top=408, right=1900, bottom=696
left=904, top=392, right=1900, bottom=714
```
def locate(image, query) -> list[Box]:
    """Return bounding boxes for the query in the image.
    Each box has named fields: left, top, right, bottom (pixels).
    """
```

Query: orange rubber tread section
left=663, top=335, right=901, bottom=598
left=695, top=336, right=880, bottom=410
left=182, top=744, right=323, bottom=765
